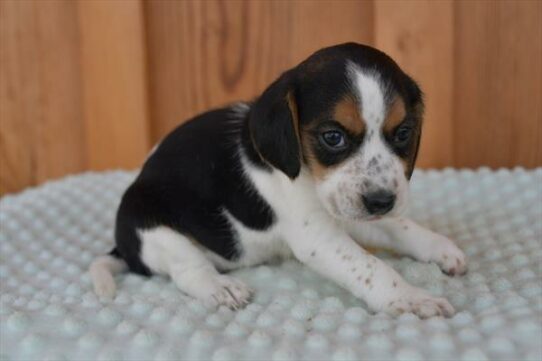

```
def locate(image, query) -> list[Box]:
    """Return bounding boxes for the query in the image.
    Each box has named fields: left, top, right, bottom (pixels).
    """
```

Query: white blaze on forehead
left=347, top=63, right=386, bottom=129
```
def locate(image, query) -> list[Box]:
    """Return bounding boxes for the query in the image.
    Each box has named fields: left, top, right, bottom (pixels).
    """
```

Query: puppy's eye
left=321, top=130, right=347, bottom=150
left=393, top=126, right=413, bottom=145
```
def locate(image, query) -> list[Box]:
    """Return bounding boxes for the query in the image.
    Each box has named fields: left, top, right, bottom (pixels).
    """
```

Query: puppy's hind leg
left=139, top=226, right=253, bottom=309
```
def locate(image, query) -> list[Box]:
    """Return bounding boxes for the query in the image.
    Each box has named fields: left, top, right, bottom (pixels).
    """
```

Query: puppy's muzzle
left=362, top=190, right=396, bottom=215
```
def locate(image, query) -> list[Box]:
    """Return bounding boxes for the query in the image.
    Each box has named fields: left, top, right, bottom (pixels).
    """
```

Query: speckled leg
left=346, top=217, right=468, bottom=276
left=284, top=219, right=455, bottom=318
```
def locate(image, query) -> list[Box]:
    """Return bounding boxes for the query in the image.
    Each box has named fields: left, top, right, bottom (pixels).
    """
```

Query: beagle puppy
left=90, top=43, right=467, bottom=318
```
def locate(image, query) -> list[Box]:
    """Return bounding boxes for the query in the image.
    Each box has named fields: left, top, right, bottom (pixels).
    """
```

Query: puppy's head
left=249, top=43, right=424, bottom=221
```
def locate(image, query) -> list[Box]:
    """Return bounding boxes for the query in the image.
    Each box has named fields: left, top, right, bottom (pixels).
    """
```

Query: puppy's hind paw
left=93, top=276, right=117, bottom=299
left=207, top=275, right=254, bottom=310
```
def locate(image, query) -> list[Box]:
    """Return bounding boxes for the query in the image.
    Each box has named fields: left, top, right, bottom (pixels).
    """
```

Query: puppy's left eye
left=393, top=126, right=413, bottom=145
left=321, top=130, right=347, bottom=150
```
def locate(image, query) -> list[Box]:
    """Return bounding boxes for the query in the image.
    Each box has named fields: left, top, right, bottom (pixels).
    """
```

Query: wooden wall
left=1, top=0, right=541, bottom=195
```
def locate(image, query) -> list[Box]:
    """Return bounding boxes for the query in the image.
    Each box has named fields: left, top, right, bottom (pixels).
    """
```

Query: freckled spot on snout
left=393, top=281, right=397, bottom=287
left=342, top=254, right=352, bottom=261
left=311, top=251, right=316, bottom=257
left=393, top=179, right=398, bottom=188
left=403, top=225, right=408, bottom=230
left=368, top=157, right=378, bottom=168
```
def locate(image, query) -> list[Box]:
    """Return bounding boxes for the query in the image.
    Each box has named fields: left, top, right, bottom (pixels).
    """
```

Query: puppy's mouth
left=337, top=208, right=392, bottom=222
left=323, top=192, right=400, bottom=222
left=357, top=212, right=395, bottom=222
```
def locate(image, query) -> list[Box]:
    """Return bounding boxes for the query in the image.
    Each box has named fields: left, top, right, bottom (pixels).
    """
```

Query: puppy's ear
left=249, top=74, right=301, bottom=179
left=408, top=123, right=423, bottom=179
left=404, top=76, right=424, bottom=179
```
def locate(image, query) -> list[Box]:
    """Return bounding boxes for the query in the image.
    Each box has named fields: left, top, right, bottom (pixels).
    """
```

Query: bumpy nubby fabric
left=0, top=168, right=541, bottom=361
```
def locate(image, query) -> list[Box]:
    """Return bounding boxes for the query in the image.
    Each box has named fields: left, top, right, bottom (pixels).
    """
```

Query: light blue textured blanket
left=1, top=168, right=541, bottom=360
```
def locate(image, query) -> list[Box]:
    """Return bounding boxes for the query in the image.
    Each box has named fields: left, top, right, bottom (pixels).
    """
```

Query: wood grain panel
left=375, top=0, right=454, bottom=168
left=2, top=0, right=541, bottom=196
left=454, top=0, right=542, bottom=168
left=144, top=0, right=374, bottom=143
left=0, top=0, right=85, bottom=194
left=77, top=0, right=150, bottom=170
left=145, top=0, right=291, bottom=140
left=289, top=0, right=374, bottom=65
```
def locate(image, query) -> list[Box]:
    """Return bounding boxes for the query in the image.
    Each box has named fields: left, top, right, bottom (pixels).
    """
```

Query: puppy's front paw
left=382, top=288, right=455, bottom=319
left=431, top=236, right=468, bottom=276
left=207, top=275, right=254, bottom=310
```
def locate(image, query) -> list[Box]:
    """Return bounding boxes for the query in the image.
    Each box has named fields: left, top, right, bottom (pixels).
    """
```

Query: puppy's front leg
left=285, top=219, right=455, bottom=318
left=346, top=217, right=467, bottom=276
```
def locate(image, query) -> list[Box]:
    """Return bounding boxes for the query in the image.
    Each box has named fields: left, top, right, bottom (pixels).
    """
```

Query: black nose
left=362, top=191, right=396, bottom=215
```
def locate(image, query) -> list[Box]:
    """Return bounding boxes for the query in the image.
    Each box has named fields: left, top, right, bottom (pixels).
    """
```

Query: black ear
left=408, top=124, right=423, bottom=179
left=404, top=74, right=423, bottom=108
left=249, top=74, right=301, bottom=179
left=404, top=75, right=424, bottom=179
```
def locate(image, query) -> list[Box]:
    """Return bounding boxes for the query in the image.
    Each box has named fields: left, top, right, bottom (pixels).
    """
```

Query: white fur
left=314, top=64, right=409, bottom=221
left=89, top=255, right=127, bottom=298
left=139, top=226, right=253, bottom=309
left=348, top=64, right=386, bottom=128
left=240, top=159, right=455, bottom=317
left=218, top=209, right=292, bottom=269
left=345, top=217, right=468, bottom=275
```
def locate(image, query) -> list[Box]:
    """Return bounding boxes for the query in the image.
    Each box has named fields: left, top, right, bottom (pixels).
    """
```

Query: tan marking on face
left=300, top=96, right=364, bottom=181
left=383, top=97, right=406, bottom=134
left=301, top=124, right=339, bottom=180
left=334, top=96, right=365, bottom=135
left=286, top=91, right=301, bottom=145
left=399, top=157, right=410, bottom=177
left=382, top=97, right=423, bottom=178
left=301, top=96, right=366, bottom=180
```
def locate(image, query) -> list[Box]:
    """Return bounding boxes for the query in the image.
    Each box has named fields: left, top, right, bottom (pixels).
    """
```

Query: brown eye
left=393, top=126, right=412, bottom=145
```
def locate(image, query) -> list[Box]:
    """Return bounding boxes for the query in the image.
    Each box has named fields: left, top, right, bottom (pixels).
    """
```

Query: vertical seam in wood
left=138, top=0, right=152, bottom=152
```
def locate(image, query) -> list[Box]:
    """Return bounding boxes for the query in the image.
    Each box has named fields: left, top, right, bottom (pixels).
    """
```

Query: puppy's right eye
left=321, top=130, right=347, bottom=150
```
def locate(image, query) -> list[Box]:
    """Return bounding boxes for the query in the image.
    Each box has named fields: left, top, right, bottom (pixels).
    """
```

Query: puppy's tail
left=89, top=248, right=127, bottom=299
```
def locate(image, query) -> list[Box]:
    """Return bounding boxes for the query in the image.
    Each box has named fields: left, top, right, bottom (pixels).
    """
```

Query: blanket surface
left=1, top=168, right=541, bottom=361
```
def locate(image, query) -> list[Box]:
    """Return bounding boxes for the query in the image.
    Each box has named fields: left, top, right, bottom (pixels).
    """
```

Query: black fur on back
left=114, top=106, right=275, bottom=275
